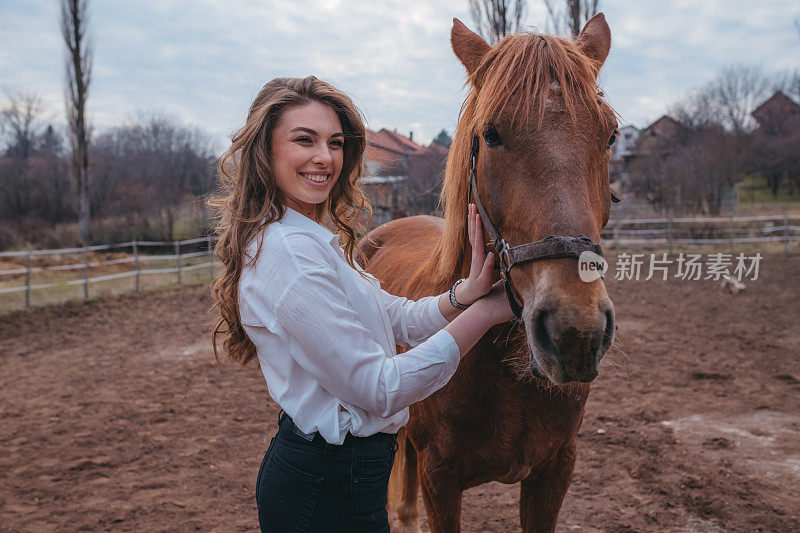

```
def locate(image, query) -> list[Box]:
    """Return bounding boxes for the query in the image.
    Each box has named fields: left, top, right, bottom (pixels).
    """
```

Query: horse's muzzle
left=527, top=300, right=615, bottom=384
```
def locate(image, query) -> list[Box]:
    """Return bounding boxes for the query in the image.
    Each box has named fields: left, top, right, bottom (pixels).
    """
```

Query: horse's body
left=359, top=15, right=618, bottom=532
left=362, top=217, right=589, bottom=532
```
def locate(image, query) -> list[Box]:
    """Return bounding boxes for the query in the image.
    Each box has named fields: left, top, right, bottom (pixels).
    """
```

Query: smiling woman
left=208, top=75, right=513, bottom=532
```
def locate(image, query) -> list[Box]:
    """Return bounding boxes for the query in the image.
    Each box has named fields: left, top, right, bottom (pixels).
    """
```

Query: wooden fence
left=0, top=237, right=214, bottom=308
left=1, top=214, right=798, bottom=309
left=602, top=214, right=800, bottom=254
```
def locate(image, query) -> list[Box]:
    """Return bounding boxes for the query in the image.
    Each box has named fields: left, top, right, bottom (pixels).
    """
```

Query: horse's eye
left=607, top=129, right=619, bottom=150
left=483, top=127, right=502, bottom=147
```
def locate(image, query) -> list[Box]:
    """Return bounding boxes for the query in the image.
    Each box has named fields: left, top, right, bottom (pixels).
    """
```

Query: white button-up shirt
left=238, top=207, right=460, bottom=444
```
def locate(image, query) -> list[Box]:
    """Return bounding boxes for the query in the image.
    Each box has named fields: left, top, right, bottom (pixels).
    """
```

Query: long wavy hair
left=209, top=76, right=372, bottom=366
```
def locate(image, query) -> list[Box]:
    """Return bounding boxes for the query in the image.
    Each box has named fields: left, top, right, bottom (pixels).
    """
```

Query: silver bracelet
left=449, top=278, right=470, bottom=310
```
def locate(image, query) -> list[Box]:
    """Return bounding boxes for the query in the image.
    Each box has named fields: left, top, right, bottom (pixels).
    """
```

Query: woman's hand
left=473, top=279, right=516, bottom=325
left=454, top=203, right=495, bottom=306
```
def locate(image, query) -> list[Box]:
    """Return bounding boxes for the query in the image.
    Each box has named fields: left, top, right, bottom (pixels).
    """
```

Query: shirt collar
left=280, top=206, right=340, bottom=248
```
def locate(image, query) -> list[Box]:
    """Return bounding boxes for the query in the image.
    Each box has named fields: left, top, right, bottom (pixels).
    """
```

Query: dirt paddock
left=1, top=254, right=798, bottom=532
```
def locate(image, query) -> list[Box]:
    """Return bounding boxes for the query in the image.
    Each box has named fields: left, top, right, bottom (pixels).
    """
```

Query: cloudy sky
left=1, top=1, right=798, bottom=152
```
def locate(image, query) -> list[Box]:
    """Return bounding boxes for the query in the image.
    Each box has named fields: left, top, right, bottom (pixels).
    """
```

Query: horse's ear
left=577, top=12, right=611, bottom=68
left=451, top=18, right=491, bottom=78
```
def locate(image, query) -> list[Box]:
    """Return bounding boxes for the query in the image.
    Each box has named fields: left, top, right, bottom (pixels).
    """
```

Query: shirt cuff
left=428, top=291, right=451, bottom=328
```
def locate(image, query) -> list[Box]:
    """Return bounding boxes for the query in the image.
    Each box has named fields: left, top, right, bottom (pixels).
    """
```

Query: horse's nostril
left=598, top=307, right=616, bottom=359
left=532, top=308, right=558, bottom=359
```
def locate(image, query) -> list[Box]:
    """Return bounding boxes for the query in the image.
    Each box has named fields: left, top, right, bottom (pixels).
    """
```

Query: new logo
left=578, top=251, right=608, bottom=282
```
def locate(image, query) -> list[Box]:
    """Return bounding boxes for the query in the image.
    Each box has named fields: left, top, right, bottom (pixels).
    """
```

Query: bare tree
left=774, top=69, right=800, bottom=102
left=468, top=0, right=527, bottom=44
left=0, top=87, right=45, bottom=159
left=61, top=0, right=93, bottom=245
left=628, top=63, right=770, bottom=215
left=751, top=130, right=800, bottom=198
left=91, top=113, right=216, bottom=240
left=630, top=126, right=741, bottom=216
left=543, top=0, right=599, bottom=37
left=711, top=64, right=769, bottom=136
left=670, top=64, right=770, bottom=138
left=405, top=148, right=447, bottom=216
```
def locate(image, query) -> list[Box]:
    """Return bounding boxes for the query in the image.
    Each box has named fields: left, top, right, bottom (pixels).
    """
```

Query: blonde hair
left=209, top=76, right=372, bottom=366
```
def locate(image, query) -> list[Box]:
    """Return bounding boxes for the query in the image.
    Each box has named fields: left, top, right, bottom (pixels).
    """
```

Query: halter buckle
left=497, top=239, right=512, bottom=271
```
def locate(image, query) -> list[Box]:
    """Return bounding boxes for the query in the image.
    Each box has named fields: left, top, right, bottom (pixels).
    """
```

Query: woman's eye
left=329, top=139, right=343, bottom=148
left=295, top=136, right=313, bottom=143
left=483, top=126, right=502, bottom=147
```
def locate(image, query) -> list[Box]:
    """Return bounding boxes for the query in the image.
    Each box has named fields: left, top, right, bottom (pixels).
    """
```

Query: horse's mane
left=426, top=31, right=606, bottom=287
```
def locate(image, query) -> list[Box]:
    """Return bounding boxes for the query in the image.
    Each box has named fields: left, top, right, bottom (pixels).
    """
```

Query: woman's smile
left=298, top=171, right=331, bottom=185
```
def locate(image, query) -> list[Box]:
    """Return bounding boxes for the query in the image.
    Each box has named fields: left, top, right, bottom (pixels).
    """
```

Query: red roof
left=365, top=128, right=449, bottom=172
left=366, top=129, right=424, bottom=164
left=365, top=131, right=403, bottom=164
left=425, top=142, right=448, bottom=156
left=645, top=115, right=682, bottom=139
left=753, top=91, right=799, bottom=118
left=377, top=129, right=424, bottom=152
left=752, top=91, right=800, bottom=133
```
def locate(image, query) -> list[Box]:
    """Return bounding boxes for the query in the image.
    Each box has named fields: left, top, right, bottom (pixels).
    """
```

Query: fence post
left=83, top=246, right=89, bottom=299
left=208, top=236, right=214, bottom=281
left=175, top=241, right=181, bottom=285
left=728, top=214, right=735, bottom=255
left=667, top=212, right=673, bottom=256
left=784, top=215, right=790, bottom=256
left=25, top=248, right=31, bottom=307
left=133, top=239, right=140, bottom=292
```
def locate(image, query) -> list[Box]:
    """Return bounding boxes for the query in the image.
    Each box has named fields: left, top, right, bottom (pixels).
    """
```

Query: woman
left=211, top=76, right=513, bottom=532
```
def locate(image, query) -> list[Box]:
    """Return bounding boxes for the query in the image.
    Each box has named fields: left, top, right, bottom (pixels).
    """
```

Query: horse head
left=444, top=15, right=618, bottom=384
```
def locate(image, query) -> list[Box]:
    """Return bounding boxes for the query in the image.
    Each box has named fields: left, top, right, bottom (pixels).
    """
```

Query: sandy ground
left=1, top=254, right=798, bottom=532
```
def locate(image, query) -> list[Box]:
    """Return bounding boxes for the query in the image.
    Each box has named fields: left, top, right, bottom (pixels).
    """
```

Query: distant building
left=362, top=129, right=448, bottom=226
left=609, top=125, right=640, bottom=189
left=364, top=128, right=424, bottom=176
left=638, top=115, right=683, bottom=151
left=751, top=91, right=800, bottom=135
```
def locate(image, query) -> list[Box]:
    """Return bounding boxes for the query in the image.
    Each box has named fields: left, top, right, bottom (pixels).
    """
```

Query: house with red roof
left=361, top=128, right=448, bottom=226
left=751, top=91, right=800, bottom=135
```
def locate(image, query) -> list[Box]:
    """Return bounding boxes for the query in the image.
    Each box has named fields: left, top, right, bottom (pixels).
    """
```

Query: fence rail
left=0, top=236, right=216, bottom=307
left=602, top=214, right=799, bottom=254
left=1, top=214, right=798, bottom=310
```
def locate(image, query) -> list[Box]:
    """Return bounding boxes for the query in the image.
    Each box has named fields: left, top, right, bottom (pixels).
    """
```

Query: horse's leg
left=519, top=440, right=577, bottom=533
left=388, top=430, right=422, bottom=533
left=418, top=455, right=463, bottom=533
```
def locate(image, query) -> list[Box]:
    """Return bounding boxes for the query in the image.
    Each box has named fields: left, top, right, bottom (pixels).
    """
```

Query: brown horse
left=359, top=14, right=618, bottom=533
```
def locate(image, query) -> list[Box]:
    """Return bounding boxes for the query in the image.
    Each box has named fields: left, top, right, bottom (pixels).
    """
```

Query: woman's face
left=271, top=101, right=344, bottom=219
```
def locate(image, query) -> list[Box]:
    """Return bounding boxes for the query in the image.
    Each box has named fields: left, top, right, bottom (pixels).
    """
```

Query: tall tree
left=433, top=129, right=452, bottom=148
left=468, top=0, right=527, bottom=44
left=793, top=18, right=800, bottom=99
left=543, top=0, right=599, bottom=37
left=60, top=0, right=93, bottom=245
left=0, top=87, right=44, bottom=159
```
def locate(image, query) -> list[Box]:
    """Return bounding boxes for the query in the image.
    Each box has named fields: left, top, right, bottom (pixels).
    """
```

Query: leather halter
left=467, top=135, right=607, bottom=319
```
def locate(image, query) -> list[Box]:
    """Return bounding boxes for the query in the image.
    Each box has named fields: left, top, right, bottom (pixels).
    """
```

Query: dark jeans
left=256, top=413, right=398, bottom=532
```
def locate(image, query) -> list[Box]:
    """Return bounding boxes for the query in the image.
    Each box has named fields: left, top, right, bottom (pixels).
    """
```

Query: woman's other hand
left=454, top=203, right=495, bottom=306
left=473, top=279, right=515, bottom=325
